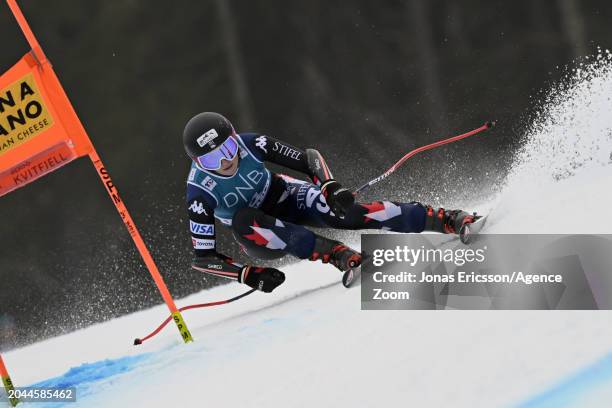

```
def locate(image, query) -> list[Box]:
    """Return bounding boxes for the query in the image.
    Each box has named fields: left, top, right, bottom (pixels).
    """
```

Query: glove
left=321, top=180, right=354, bottom=217
left=241, top=266, right=285, bottom=293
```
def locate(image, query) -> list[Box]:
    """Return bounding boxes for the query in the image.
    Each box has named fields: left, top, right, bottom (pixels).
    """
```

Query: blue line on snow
left=516, top=352, right=612, bottom=408
left=29, top=352, right=153, bottom=407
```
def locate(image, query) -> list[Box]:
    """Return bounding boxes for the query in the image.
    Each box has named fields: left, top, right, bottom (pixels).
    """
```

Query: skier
left=184, top=112, right=478, bottom=293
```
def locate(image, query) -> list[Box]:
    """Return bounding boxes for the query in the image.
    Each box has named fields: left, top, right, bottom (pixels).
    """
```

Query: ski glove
left=321, top=180, right=354, bottom=217
left=240, top=266, right=285, bottom=293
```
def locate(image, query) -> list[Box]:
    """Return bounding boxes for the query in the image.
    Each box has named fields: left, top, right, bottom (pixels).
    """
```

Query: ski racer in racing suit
left=184, top=112, right=478, bottom=293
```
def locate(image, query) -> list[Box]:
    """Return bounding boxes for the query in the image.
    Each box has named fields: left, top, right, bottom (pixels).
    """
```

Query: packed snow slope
left=4, top=52, right=612, bottom=408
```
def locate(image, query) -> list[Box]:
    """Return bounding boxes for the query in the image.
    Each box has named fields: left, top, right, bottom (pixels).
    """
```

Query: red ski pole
left=134, top=289, right=256, bottom=345
left=354, top=121, right=495, bottom=195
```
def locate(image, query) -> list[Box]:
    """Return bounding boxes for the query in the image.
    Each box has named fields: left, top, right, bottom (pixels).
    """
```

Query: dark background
left=1, top=0, right=610, bottom=349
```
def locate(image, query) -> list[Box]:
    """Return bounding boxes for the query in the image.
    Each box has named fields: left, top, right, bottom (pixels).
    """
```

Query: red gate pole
left=0, top=354, right=19, bottom=406
left=6, top=0, right=193, bottom=343
left=88, top=149, right=193, bottom=343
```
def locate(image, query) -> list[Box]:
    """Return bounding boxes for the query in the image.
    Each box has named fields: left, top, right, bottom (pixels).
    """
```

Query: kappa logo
left=189, top=201, right=207, bottom=215
left=255, top=135, right=268, bottom=153
left=196, top=129, right=219, bottom=148
left=200, top=175, right=217, bottom=191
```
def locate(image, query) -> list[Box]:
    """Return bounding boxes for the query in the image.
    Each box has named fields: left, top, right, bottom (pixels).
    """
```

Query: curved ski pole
left=134, top=289, right=256, bottom=345
left=354, top=121, right=495, bottom=195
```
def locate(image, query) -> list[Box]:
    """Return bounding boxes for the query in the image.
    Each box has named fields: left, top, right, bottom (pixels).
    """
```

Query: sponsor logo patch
left=0, top=73, right=54, bottom=156
left=200, top=175, right=217, bottom=191
left=192, top=238, right=215, bottom=249
left=188, top=168, right=196, bottom=182
left=196, top=128, right=219, bottom=148
left=190, top=221, right=215, bottom=235
left=206, top=264, right=223, bottom=270
left=273, top=141, right=301, bottom=160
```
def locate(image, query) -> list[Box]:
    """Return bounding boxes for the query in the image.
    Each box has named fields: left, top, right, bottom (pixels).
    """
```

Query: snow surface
left=4, top=52, right=612, bottom=407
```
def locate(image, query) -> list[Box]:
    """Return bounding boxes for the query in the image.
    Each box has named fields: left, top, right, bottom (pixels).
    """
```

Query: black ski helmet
left=183, top=112, right=234, bottom=161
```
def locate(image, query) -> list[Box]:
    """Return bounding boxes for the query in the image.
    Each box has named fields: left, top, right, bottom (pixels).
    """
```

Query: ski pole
left=354, top=121, right=495, bottom=195
left=134, top=289, right=256, bottom=345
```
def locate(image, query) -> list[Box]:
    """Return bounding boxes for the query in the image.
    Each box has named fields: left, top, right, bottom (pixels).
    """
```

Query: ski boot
left=310, top=236, right=364, bottom=287
left=424, top=206, right=481, bottom=242
left=310, top=236, right=362, bottom=272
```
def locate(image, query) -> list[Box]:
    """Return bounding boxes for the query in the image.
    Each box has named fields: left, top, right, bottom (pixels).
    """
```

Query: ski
left=342, top=267, right=359, bottom=288
left=342, top=253, right=371, bottom=288
left=459, top=215, right=488, bottom=244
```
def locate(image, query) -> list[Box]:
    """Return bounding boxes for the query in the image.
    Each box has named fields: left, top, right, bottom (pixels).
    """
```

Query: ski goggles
left=195, top=135, right=239, bottom=170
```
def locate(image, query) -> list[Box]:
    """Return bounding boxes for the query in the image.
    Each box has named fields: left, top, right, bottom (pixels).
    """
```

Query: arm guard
left=191, top=252, right=246, bottom=281
left=305, top=148, right=334, bottom=186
